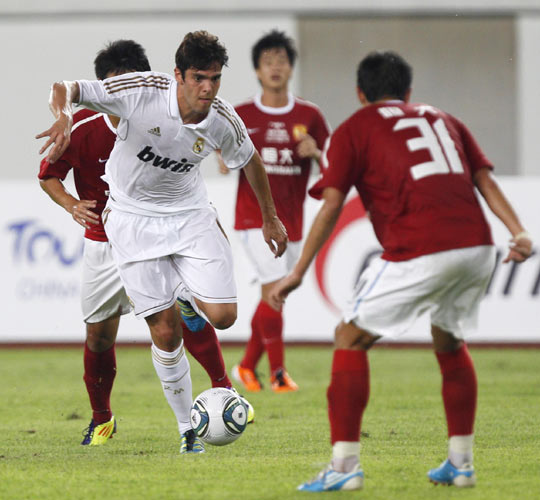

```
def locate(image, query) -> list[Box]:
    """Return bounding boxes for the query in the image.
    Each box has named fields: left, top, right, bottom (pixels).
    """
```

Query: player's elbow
left=38, top=178, right=51, bottom=194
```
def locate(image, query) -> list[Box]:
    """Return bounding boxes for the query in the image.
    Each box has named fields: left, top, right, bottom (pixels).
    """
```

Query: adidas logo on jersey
left=137, top=146, right=195, bottom=173
left=148, top=126, right=161, bottom=136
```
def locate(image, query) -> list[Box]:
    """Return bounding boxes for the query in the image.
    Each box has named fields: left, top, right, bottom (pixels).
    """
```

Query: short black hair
left=175, top=31, right=228, bottom=78
left=252, top=30, right=297, bottom=69
left=356, top=51, right=412, bottom=102
left=94, top=39, right=151, bottom=80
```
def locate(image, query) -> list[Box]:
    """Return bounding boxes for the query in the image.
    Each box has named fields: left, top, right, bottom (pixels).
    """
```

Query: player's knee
left=152, top=328, right=181, bottom=351
left=204, top=303, right=237, bottom=330
left=86, top=323, right=116, bottom=352
left=334, top=321, right=377, bottom=350
left=210, top=311, right=237, bottom=330
left=431, top=324, right=463, bottom=353
left=146, top=312, right=182, bottom=349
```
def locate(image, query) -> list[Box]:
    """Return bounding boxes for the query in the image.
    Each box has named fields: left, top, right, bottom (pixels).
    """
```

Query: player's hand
left=36, top=115, right=72, bottom=163
left=262, top=216, right=288, bottom=258
left=503, top=233, right=533, bottom=263
left=218, top=162, right=229, bottom=175
left=296, top=132, right=320, bottom=160
left=269, top=271, right=303, bottom=309
left=70, top=200, right=99, bottom=229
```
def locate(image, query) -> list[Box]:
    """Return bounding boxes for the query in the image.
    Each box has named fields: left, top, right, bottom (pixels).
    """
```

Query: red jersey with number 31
left=234, top=94, right=330, bottom=241
left=309, top=101, right=493, bottom=261
left=38, top=109, right=116, bottom=242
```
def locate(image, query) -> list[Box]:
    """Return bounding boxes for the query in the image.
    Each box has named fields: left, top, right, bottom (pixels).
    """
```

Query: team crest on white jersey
left=193, top=137, right=205, bottom=154
left=148, top=126, right=161, bottom=136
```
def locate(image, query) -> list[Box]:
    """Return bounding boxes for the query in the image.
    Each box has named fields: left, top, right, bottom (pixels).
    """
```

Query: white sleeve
left=219, top=108, right=256, bottom=170
left=77, top=75, right=141, bottom=119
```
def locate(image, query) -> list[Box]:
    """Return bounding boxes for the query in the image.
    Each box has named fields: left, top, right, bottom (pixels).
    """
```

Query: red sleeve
left=37, top=109, right=91, bottom=180
left=456, top=118, right=494, bottom=174
left=38, top=157, right=72, bottom=180
left=309, top=122, right=358, bottom=200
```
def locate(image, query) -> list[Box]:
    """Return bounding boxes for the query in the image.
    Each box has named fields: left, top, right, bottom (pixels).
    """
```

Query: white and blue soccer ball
left=190, top=387, right=248, bottom=446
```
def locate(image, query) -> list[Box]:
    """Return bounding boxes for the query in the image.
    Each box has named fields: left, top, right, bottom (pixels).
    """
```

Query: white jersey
left=77, top=71, right=255, bottom=216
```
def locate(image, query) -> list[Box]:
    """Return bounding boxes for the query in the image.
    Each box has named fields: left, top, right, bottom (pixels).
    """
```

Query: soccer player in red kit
left=38, top=40, right=237, bottom=447
left=221, top=30, right=330, bottom=393
left=271, top=51, right=532, bottom=491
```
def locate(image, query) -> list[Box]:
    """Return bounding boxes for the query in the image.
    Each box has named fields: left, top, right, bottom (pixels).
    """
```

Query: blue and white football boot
left=297, top=464, right=364, bottom=492
left=428, top=459, right=476, bottom=487
left=177, top=298, right=206, bottom=332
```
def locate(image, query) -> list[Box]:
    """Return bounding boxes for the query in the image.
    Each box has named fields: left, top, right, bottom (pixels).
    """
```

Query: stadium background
left=1, top=0, right=538, bottom=343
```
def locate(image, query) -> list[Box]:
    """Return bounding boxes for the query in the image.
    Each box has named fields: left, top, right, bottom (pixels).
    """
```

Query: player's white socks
left=448, top=434, right=474, bottom=467
left=332, top=441, right=360, bottom=473
left=151, top=342, right=193, bottom=435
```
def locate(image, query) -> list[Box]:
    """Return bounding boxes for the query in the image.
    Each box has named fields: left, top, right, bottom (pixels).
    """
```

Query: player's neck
left=108, top=115, right=120, bottom=128
left=260, top=88, right=289, bottom=108
left=177, top=100, right=208, bottom=125
left=180, top=109, right=208, bottom=125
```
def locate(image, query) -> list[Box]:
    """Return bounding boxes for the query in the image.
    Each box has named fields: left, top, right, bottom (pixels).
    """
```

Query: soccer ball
left=190, top=387, right=248, bottom=446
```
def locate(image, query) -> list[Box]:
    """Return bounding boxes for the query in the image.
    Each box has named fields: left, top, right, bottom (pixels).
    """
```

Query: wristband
left=513, top=231, right=532, bottom=241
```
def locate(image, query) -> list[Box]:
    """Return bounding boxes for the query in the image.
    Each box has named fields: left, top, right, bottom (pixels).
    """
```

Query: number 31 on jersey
left=393, top=117, right=464, bottom=181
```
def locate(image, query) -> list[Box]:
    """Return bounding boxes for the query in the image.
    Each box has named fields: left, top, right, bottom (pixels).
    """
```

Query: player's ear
left=357, top=88, right=369, bottom=106
left=174, top=67, right=184, bottom=84
left=404, top=88, right=412, bottom=103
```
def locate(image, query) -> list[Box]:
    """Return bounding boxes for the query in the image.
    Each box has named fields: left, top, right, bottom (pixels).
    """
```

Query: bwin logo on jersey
left=137, top=146, right=195, bottom=173
left=193, top=137, right=205, bottom=154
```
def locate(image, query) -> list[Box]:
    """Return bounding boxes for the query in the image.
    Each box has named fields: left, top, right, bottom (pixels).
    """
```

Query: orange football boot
left=232, top=364, right=262, bottom=392
left=270, top=369, right=299, bottom=393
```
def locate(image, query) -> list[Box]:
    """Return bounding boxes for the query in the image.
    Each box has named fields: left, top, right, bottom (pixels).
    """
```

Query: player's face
left=256, top=48, right=292, bottom=92
left=175, top=63, right=222, bottom=121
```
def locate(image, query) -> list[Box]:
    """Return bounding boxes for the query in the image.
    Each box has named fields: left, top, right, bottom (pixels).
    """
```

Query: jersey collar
left=168, top=79, right=215, bottom=129
left=169, top=80, right=180, bottom=119
left=254, top=92, right=294, bottom=115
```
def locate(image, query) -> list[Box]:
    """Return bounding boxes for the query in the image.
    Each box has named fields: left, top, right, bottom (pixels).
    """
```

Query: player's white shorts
left=343, top=245, right=496, bottom=339
left=237, top=228, right=301, bottom=285
left=104, top=206, right=236, bottom=318
left=81, top=239, right=132, bottom=324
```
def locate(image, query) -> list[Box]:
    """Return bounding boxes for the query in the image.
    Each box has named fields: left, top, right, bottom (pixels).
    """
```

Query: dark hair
left=251, top=30, right=297, bottom=69
left=356, top=51, right=412, bottom=102
left=175, top=31, right=228, bottom=78
left=94, top=39, right=151, bottom=80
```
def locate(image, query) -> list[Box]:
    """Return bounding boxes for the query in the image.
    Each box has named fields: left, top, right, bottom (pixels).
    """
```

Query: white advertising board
left=1, top=172, right=538, bottom=343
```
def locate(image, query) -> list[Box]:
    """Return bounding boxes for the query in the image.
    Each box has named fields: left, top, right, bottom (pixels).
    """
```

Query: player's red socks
left=435, top=344, right=477, bottom=436
left=327, top=349, right=370, bottom=443
left=240, top=304, right=266, bottom=371
left=83, top=342, right=116, bottom=424
left=253, top=300, right=284, bottom=375
left=182, top=321, right=232, bottom=388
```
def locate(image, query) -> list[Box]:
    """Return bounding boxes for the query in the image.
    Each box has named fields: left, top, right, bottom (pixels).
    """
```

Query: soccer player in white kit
left=37, top=31, right=288, bottom=454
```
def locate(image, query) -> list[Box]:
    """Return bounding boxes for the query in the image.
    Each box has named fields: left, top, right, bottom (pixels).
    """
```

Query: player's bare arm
left=215, top=151, right=230, bottom=175
left=296, top=132, right=321, bottom=161
left=36, top=81, right=80, bottom=163
left=40, top=177, right=99, bottom=229
left=242, top=151, right=288, bottom=257
left=473, top=167, right=533, bottom=263
left=270, top=187, right=345, bottom=309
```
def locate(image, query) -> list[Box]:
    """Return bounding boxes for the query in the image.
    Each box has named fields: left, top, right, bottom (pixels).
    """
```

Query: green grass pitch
left=0, top=346, right=539, bottom=499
